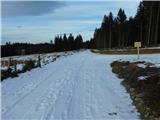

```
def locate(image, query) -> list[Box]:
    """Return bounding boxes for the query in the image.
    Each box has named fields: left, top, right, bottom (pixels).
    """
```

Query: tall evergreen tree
left=117, top=8, right=127, bottom=48
left=108, top=12, right=113, bottom=49
left=91, top=1, right=160, bottom=49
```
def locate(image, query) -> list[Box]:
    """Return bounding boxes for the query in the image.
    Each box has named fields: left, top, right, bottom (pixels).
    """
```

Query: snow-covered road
left=1, top=50, right=145, bottom=120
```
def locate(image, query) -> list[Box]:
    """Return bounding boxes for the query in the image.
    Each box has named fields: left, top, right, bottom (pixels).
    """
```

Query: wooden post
left=134, top=42, right=141, bottom=59
left=37, top=55, right=41, bottom=68
left=8, top=58, right=11, bottom=68
left=14, top=61, right=17, bottom=72
left=137, top=47, right=140, bottom=59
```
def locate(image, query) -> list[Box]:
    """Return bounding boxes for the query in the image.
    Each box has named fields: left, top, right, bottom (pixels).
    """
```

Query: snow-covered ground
left=1, top=51, right=74, bottom=61
left=2, top=50, right=160, bottom=120
left=0, top=51, right=75, bottom=71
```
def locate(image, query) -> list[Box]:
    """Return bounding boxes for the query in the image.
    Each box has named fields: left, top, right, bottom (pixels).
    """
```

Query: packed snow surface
left=2, top=50, right=159, bottom=120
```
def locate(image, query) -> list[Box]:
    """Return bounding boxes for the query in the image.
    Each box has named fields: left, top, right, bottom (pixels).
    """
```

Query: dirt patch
left=92, top=48, right=160, bottom=54
left=111, top=61, right=160, bottom=120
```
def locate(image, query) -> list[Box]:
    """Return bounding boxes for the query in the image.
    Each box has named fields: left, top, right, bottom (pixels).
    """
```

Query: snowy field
left=0, top=51, right=75, bottom=71
left=1, top=50, right=160, bottom=120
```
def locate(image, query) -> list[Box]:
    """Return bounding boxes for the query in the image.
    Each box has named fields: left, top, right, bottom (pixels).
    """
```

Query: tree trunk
left=103, top=30, right=106, bottom=49
left=140, top=23, right=143, bottom=43
left=118, top=31, right=121, bottom=47
left=147, top=4, right=153, bottom=46
left=14, top=61, right=17, bottom=72
left=126, top=27, right=129, bottom=47
left=98, top=32, right=101, bottom=49
left=122, top=32, right=125, bottom=48
left=109, top=28, right=112, bottom=49
left=154, top=3, right=160, bottom=45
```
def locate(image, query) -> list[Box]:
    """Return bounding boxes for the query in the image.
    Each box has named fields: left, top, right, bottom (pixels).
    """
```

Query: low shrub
left=23, top=60, right=35, bottom=71
left=1, top=67, right=18, bottom=81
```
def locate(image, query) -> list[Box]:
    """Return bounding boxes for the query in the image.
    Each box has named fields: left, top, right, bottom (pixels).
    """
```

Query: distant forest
left=90, top=1, right=160, bottom=49
left=1, top=34, right=91, bottom=57
left=2, top=1, right=160, bottom=57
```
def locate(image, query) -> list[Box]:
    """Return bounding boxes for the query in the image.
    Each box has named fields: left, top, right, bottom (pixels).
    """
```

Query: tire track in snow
left=83, top=67, right=97, bottom=119
left=37, top=70, right=73, bottom=120
left=40, top=55, right=84, bottom=120
left=45, top=56, right=86, bottom=120
left=2, top=69, right=59, bottom=116
left=2, top=55, right=76, bottom=117
left=64, top=66, right=83, bottom=120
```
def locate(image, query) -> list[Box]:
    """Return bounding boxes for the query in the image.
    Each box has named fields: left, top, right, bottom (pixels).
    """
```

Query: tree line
left=1, top=34, right=91, bottom=57
left=1, top=42, right=54, bottom=57
left=90, top=1, right=160, bottom=49
left=2, top=1, right=159, bottom=57
left=54, top=34, right=83, bottom=51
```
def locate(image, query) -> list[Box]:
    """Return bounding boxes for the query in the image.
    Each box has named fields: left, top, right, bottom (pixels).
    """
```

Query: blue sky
left=1, top=1, right=140, bottom=44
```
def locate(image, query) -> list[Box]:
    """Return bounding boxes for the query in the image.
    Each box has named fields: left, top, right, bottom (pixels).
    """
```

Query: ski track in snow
left=2, top=50, right=159, bottom=120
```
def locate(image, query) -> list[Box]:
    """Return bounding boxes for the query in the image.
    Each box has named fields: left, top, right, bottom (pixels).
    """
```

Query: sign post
left=134, top=42, right=141, bottom=59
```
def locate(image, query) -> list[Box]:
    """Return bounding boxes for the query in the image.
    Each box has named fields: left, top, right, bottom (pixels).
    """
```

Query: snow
left=124, top=54, right=160, bottom=64
left=141, top=46, right=160, bottom=49
left=155, top=64, right=160, bottom=68
left=150, top=63, right=160, bottom=68
left=16, top=64, right=23, bottom=71
left=0, top=51, right=75, bottom=71
left=138, top=76, right=149, bottom=81
left=126, top=54, right=160, bottom=68
left=1, top=66, right=8, bottom=70
left=137, top=63, right=146, bottom=68
left=1, top=51, right=75, bottom=62
left=2, top=50, right=160, bottom=120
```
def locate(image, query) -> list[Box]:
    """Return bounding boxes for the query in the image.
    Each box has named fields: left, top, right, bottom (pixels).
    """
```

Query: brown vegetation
left=92, top=48, right=160, bottom=54
left=111, top=61, right=160, bottom=119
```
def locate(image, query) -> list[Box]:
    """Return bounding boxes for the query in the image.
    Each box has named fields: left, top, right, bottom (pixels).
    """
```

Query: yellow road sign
left=134, top=42, right=141, bottom=48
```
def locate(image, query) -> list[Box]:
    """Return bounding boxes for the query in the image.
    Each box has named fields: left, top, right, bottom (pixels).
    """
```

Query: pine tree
left=108, top=12, right=113, bottom=49
left=117, top=9, right=127, bottom=48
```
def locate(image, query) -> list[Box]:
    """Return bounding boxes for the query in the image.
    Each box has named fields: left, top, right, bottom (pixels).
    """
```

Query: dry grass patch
left=92, top=48, right=160, bottom=54
left=111, top=61, right=160, bottom=120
